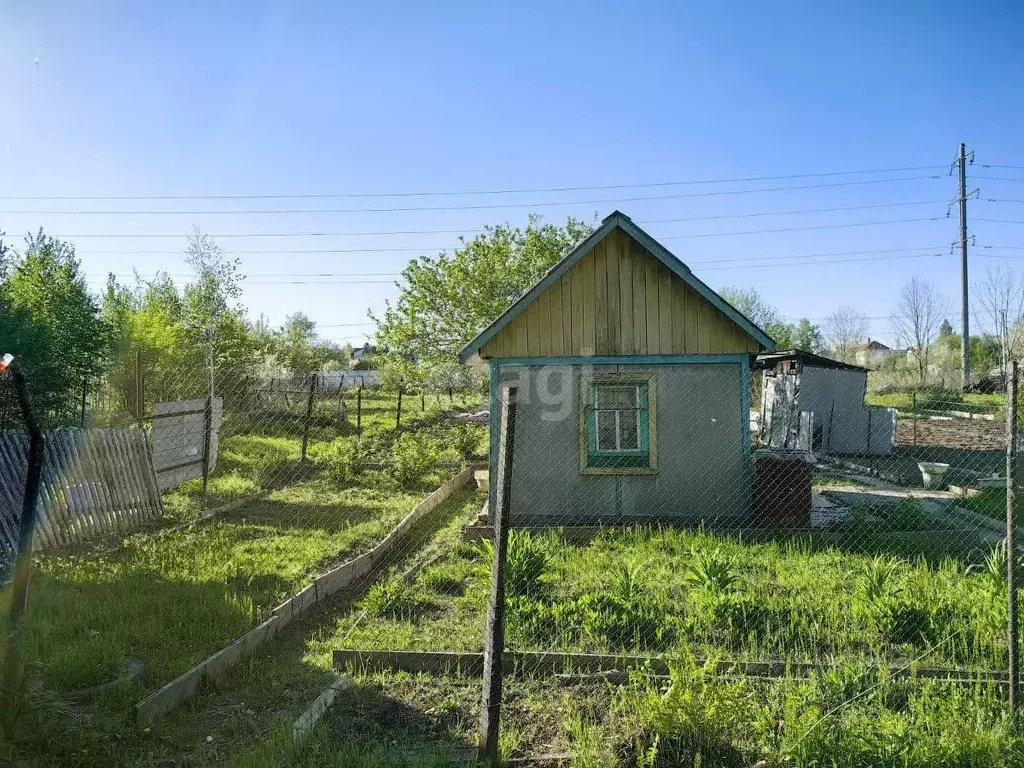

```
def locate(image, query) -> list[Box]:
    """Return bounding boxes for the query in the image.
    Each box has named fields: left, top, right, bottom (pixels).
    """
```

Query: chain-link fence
left=327, top=357, right=1023, bottom=766
left=3, top=350, right=1023, bottom=765
left=0, top=353, right=490, bottom=750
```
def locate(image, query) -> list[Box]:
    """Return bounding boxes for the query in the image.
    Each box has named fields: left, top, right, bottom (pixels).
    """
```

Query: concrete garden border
left=135, top=467, right=475, bottom=726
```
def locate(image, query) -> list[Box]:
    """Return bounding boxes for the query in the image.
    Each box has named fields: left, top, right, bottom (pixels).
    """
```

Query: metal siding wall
left=498, top=361, right=750, bottom=523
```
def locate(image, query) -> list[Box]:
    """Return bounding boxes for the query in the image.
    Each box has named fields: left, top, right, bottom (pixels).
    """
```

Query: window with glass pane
left=584, top=378, right=653, bottom=471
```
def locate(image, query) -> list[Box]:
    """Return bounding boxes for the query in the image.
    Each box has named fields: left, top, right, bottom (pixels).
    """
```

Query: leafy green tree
left=790, top=318, right=824, bottom=352
left=102, top=272, right=188, bottom=411
left=372, top=215, right=594, bottom=363
left=1, top=230, right=108, bottom=420
left=719, top=286, right=792, bottom=346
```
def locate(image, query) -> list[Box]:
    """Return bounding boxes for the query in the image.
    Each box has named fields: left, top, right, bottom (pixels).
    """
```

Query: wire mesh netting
left=2, top=353, right=1023, bottom=765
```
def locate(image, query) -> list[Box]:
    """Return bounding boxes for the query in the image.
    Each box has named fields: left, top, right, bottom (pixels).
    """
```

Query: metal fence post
left=357, top=384, right=363, bottom=435
left=396, top=382, right=403, bottom=430
left=201, top=393, right=213, bottom=505
left=479, top=386, right=518, bottom=765
left=1008, top=361, right=1020, bottom=730
left=135, top=349, right=143, bottom=429
left=912, top=392, right=918, bottom=445
left=80, top=373, right=88, bottom=428
left=1, top=357, right=46, bottom=738
left=301, top=373, right=317, bottom=462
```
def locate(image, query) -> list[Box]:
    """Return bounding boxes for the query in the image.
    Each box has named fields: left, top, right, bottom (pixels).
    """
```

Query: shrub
left=319, top=437, right=358, bottom=486
left=390, top=432, right=439, bottom=488
left=477, top=529, right=551, bottom=598
left=451, top=423, right=484, bottom=462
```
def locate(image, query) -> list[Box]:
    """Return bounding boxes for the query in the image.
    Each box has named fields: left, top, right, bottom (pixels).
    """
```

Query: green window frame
left=580, top=374, right=657, bottom=474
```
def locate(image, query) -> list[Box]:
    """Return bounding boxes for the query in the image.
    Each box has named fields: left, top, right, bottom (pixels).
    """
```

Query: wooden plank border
left=291, top=674, right=351, bottom=747
left=333, top=648, right=1008, bottom=686
left=135, top=467, right=475, bottom=725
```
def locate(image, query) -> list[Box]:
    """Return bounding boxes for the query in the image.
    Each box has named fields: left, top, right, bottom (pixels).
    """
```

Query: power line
left=81, top=246, right=945, bottom=278
left=0, top=175, right=942, bottom=219
left=657, top=217, right=938, bottom=240
left=976, top=218, right=1024, bottom=225
left=684, top=245, right=945, bottom=266
left=46, top=215, right=945, bottom=248
left=168, top=250, right=945, bottom=284
left=0, top=198, right=946, bottom=219
left=0, top=165, right=946, bottom=201
left=975, top=176, right=1024, bottom=183
left=696, top=252, right=943, bottom=272
left=33, top=202, right=946, bottom=252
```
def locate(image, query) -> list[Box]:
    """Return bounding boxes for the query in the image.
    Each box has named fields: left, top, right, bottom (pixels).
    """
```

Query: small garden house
left=460, top=211, right=776, bottom=524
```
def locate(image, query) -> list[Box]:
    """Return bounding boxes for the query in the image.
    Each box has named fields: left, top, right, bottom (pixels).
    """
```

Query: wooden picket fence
left=0, top=428, right=163, bottom=557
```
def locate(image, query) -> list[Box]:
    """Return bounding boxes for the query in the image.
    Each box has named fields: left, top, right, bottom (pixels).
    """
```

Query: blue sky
left=2, top=1, right=1024, bottom=347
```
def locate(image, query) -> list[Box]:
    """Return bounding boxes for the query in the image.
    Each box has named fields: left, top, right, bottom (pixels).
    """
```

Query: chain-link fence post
left=1, top=355, right=45, bottom=739
left=912, top=391, right=918, bottom=445
left=1008, top=361, right=1020, bottom=729
left=479, top=385, right=517, bottom=766
left=356, top=383, right=363, bottom=434
left=201, top=393, right=213, bottom=504
left=80, top=373, right=88, bottom=428
left=301, top=373, right=317, bottom=462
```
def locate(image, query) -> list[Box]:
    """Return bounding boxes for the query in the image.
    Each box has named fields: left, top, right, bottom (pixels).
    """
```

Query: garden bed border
left=332, top=648, right=1008, bottom=686
left=135, top=467, right=475, bottom=726
left=291, top=674, right=351, bottom=747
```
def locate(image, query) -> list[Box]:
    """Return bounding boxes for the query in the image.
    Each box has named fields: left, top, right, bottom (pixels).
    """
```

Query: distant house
left=351, top=343, right=377, bottom=369
left=460, top=210, right=775, bottom=525
left=854, top=339, right=899, bottom=369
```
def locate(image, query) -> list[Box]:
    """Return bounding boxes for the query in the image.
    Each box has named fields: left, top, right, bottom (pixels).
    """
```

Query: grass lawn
left=333, top=524, right=1006, bottom=670
left=4, top=476, right=433, bottom=693
left=265, top=503, right=1018, bottom=766
left=6, top=488, right=484, bottom=768
left=0, top=389, right=488, bottom=765
left=13, top=484, right=1019, bottom=767
left=959, top=486, right=1020, bottom=523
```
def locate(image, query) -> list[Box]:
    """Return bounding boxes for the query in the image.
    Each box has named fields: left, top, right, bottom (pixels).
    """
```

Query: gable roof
left=459, top=211, right=776, bottom=362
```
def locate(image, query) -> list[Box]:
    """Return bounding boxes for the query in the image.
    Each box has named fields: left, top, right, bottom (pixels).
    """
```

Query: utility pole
left=954, top=143, right=975, bottom=392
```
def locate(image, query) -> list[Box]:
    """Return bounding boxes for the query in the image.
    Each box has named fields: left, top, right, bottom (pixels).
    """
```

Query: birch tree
left=973, top=265, right=1024, bottom=384
left=890, top=277, right=949, bottom=386
left=823, top=305, right=869, bottom=363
